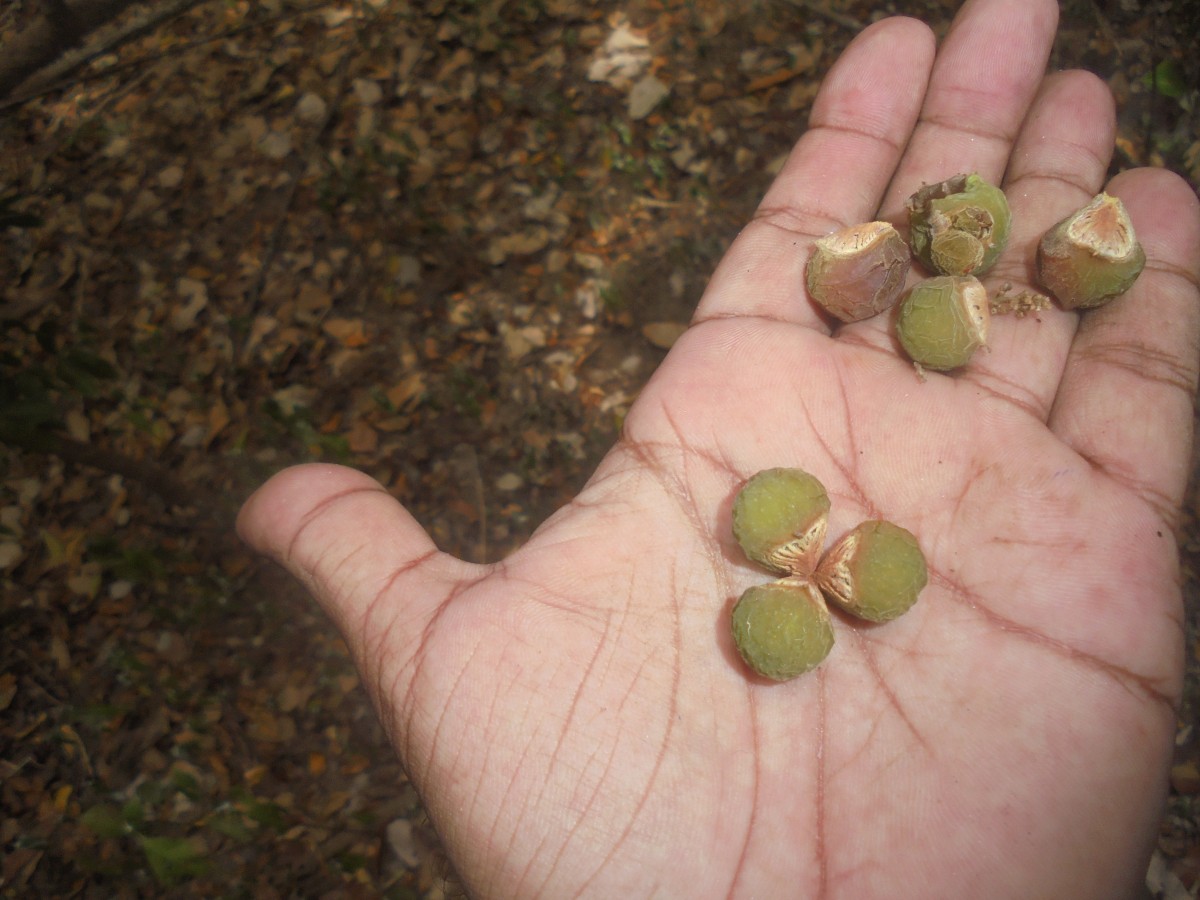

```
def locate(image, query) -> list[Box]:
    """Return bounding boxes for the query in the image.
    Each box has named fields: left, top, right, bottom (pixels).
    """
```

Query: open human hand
left=239, top=0, right=1200, bottom=895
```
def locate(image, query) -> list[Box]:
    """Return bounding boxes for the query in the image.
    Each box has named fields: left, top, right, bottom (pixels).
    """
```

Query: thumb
left=237, top=462, right=478, bottom=659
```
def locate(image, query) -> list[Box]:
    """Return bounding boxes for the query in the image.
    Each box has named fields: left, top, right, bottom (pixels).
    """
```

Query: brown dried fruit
left=906, top=173, right=1012, bottom=276
left=806, top=221, right=911, bottom=322
left=1036, top=193, right=1145, bottom=310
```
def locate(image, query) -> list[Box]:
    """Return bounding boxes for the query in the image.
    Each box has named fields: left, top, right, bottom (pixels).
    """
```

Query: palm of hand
left=239, top=2, right=1200, bottom=897
left=372, top=319, right=1178, bottom=898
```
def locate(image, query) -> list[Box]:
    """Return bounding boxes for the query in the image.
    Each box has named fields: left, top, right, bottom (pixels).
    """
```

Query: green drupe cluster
left=730, top=468, right=927, bottom=681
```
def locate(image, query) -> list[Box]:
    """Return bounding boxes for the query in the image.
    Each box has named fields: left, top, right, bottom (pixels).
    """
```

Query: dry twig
left=776, top=0, right=865, bottom=32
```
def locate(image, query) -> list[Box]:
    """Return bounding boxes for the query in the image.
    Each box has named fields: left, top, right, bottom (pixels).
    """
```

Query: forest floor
left=1, top=0, right=1199, bottom=897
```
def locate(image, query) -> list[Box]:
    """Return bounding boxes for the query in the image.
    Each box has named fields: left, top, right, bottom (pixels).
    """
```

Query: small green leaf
left=135, top=780, right=167, bottom=806
left=242, top=797, right=289, bottom=832
left=169, top=768, right=201, bottom=799
left=205, top=809, right=256, bottom=843
left=56, top=348, right=118, bottom=397
left=121, top=798, right=146, bottom=827
left=70, top=703, right=125, bottom=729
left=1152, top=59, right=1186, bottom=99
left=138, top=835, right=211, bottom=885
left=337, top=851, right=370, bottom=872
left=80, top=803, right=130, bottom=838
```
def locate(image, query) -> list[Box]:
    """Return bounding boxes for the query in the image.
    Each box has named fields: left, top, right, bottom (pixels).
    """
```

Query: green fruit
left=815, top=520, right=927, bottom=622
left=896, top=275, right=990, bottom=371
left=1037, top=192, right=1146, bottom=310
left=732, top=467, right=831, bottom=575
left=806, top=221, right=911, bottom=323
left=906, top=173, right=1012, bottom=276
left=731, top=579, right=835, bottom=680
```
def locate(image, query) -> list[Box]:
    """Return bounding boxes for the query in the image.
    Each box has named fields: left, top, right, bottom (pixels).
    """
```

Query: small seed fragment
left=806, top=221, right=911, bottom=322
left=906, top=173, right=1012, bottom=276
left=815, top=520, right=927, bottom=623
left=896, top=275, right=990, bottom=372
left=1036, top=192, right=1146, bottom=310
left=731, top=578, right=835, bottom=680
left=732, top=467, right=831, bottom=575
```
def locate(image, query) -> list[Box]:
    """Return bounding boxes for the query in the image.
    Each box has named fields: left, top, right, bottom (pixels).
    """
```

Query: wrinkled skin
left=238, top=0, right=1200, bottom=896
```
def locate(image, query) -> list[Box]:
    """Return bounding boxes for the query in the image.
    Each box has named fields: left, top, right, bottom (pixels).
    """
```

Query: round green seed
left=896, top=275, right=990, bottom=371
left=815, top=520, right=927, bottom=623
left=731, top=579, right=835, bottom=680
left=732, top=467, right=831, bottom=575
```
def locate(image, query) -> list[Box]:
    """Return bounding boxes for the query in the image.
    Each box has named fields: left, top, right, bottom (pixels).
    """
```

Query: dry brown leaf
left=67, top=566, right=103, bottom=602
left=171, top=277, right=209, bottom=330
left=0, top=672, right=17, bottom=711
left=386, top=818, right=422, bottom=869
left=642, top=321, right=688, bottom=349
left=386, top=372, right=426, bottom=410
left=628, top=75, right=670, bottom=119
left=49, top=635, right=71, bottom=671
left=1173, top=762, right=1200, bottom=794
left=207, top=399, right=231, bottom=446
left=322, top=317, right=369, bottom=347
left=277, top=680, right=316, bottom=713
left=0, top=542, right=21, bottom=571
left=485, top=227, right=552, bottom=264
left=346, top=419, right=379, bottom=454
left=245, top=708, right=296, bottom=744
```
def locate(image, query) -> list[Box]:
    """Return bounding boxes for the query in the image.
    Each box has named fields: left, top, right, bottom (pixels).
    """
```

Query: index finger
left=843, top=0, right=1062, bottom=344
left=692, top=16, right=935, bottom=330
left=879, top=0, right=1060, bottom=220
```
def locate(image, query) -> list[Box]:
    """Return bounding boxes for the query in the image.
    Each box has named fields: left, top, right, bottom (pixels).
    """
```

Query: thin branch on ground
left=777, top=0, right=865, bottom=32
left=0, top=0, right=328, bottom=111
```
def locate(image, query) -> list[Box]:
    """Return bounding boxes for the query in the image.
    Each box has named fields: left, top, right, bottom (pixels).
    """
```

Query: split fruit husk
left=731, top=578, right=835, bottom=680
left=896, top=274, right=990, bottom=372
left=815, top=520, right=928, bottom=623
left=906, top=173, right=1012, bottom=276
left=1036, top=192, right=1145, bottom=310
left=732, top=467, right=831, bottom=576
left=806, top=221, right=911, bottom=322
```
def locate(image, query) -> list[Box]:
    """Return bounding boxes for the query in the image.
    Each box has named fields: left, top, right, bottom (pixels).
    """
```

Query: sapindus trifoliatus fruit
left=896, top=274, right=990, bottom=372
left=730, top=468, right=834, bottom=680
left=815, top=520, right=928, bottom=623
left=732, top=467, right=831, bottom=576
left=805, top=221, right=911, bottom=322
left=1036, top=192, right=1145, bottom=310
left=729, top=468, right=928, bottom=681
left=731, top=579, right=835, bottom=681
left=906, top=173, right=1012, bottom=276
